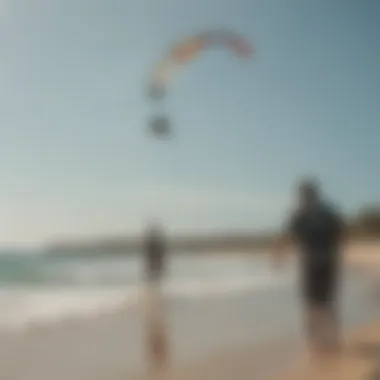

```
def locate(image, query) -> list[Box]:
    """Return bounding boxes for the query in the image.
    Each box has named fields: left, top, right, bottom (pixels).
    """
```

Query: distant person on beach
left=144, top=223, right=167, bottom=283
left=143, top=223, right=169, bottom=370
left=273, top=179, right=346, bottom=356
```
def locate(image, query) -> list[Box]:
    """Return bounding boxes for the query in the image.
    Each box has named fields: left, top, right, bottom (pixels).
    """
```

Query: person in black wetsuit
left=274, top=179, right=347, bottom=355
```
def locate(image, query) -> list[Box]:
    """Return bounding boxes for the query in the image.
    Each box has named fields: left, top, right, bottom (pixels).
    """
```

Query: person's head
left=297, top=178, right=321, bottom=210
left=146, top=221, right=164, bottom=241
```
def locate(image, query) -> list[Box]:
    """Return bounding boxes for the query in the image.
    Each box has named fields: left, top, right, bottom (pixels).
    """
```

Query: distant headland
left=44, top=206, right=380, bottom=255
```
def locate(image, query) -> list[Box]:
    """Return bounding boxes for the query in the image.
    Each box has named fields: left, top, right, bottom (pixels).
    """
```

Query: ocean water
left=0, top=252, right=294, bottom=331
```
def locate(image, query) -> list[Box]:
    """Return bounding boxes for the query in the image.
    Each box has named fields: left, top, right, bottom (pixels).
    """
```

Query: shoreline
left=132, top=241, right=380, bottom=380
left=0, top=278, right=369, bottom=380
left=0, top=242, right=377, bottom=379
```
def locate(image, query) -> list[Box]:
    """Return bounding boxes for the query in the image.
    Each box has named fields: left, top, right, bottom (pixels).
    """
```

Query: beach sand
left=0, top=242, right=378, bottom=380
left=347, top=241, right=380, bottom=270
left=0, top=288, right=304, bottom=380
left=132, top=242, right=380, bottom=380
left=134, top=242, right=380, bottom=380
left=280, top=241, right=380, bottom=380
left=283, top=321, right=380, bottom=380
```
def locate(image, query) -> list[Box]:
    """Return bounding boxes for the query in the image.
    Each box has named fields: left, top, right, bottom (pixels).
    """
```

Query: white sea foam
left=0, top=273, right=293, bottom=332
left=0, top=253, right=296, bottom=332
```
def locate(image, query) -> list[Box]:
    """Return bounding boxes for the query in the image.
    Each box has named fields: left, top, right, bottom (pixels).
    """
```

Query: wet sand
left=0, top=242, right=378, bottom=380
left=283, top=242, right=380, bottom=380
left=133, top=321, right=380, bottom=380
left=0, top=288, right=305, bottom=380
left=284, top=321, right=380, bottom=380
left=132, top=242, right=380, bottom=380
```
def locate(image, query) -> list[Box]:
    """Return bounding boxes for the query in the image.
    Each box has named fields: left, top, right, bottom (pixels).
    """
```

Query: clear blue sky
left=0, top=0, right=379, bottom=246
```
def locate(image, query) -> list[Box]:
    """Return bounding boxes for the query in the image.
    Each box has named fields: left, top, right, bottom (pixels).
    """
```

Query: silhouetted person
left=273, top=179, right=347, bottom=356
left=143, top=223, right=169, bottom=372
left=144, top=224, right=166, bottom=283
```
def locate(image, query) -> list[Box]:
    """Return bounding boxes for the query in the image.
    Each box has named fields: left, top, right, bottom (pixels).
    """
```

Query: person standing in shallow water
left=144, top=224, right=166, bottom=283
left=143, top=223, right=169, bottom=372
left=273, top=179, right=347, bottom=356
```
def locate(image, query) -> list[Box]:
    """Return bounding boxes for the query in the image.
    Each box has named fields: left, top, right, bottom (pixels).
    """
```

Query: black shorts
left=302, top=261, right=339, bottom=306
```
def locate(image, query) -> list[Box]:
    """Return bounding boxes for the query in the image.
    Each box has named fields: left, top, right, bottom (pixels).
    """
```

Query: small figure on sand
left=273, top=178, right=347, bottom=357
